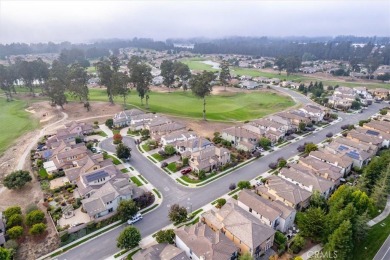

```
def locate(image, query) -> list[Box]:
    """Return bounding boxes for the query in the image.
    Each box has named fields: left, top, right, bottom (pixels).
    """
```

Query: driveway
left=57, top=102, right=387, bottom=260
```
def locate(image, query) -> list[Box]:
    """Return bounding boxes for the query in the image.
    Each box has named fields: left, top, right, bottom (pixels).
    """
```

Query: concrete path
left=368, top=196, right=390, bottom=227
left=300, top=244, right=323, bottom=260
left=99, top=124, right=114, bottom=137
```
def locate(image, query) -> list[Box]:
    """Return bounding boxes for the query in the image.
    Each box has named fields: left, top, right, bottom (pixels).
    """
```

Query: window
left=249, top=208, right=252, bottom=213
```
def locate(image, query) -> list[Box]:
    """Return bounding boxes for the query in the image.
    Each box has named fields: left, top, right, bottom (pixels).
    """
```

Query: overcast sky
left=0, top=0, right=389, bottom=44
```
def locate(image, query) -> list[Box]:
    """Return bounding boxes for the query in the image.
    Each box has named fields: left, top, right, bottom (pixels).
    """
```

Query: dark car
left=180, top=168, right=192, bottom=175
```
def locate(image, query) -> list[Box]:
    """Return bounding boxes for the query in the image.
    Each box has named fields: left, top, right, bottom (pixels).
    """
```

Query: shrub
left=29, top=223, right=46, bottom=235
left=105, top=119, right=114, bottom=129
left=25, top=210, right=45, bottom=227
left=4, top=239, right=18, bottom=251
left=182, top=157, right=189, bottom=166
left=164, top=145, right=176, bottom=156
left=304, top=143, right=318, bottom=154
left=6, top=214, right=23, bottom=228
left=237, top=181, right=251, bottom=189
left=94, top=121, right=99, bottom=125
left=278, top=159, right=287, bottom=168
left=380, top=109, right=388, bottom=115
left=290, top=234, right=305, bottom=254
left=7, top=226, right=23, bottom=239
left=4, top=206, right=22, bottom=219
left=113, top=133, right=123, bottom=144
left=2, top=170, right=32, bottom=189
left=168, top=204, right=187, bottom=223
left=215, top=198, right=226, bottom=209
left=161, top=162, right=168, bottom=168
left=153, top=229, right=175, bottom=244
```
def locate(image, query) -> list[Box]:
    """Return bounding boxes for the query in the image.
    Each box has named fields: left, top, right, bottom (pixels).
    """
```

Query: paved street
left=56, top=94, right=387, bottom=259
left=373, top=235, right=390, bottom=260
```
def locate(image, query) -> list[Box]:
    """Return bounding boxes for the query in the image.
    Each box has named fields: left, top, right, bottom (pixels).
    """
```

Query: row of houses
left=221, top=104, right=328, bottom=152
left=113, top=109, right=232, bottom=173
left=328, top=86, right=389, bottom=110
left=38, top=122, right=144, bottom=220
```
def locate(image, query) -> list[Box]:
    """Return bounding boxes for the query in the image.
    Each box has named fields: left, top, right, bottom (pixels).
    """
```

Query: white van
left=127, top=213, right=143, bottom=225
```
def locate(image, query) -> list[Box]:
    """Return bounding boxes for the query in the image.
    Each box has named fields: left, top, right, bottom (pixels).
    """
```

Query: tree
left=117, top=226, right=142, bottom=249
left=0, top=247, right=11, bottom=260
left=323, top=220, right=353, bottom=260
left=96, top=59, right=115, bottom=104
left=164, top=145, right=176, bottom=156
left=278, top=159, right=287, bottom=168
left=4, top=206, right=22, bottom=219
left=258, top=137, right=271, bottom=149
left=112, top=71, right=130, bottom=107
left=129, top=63, right=152, bottom=107
left=380, top=109, right=388, bottom=115
left=140, top=129, right=150, bottom=138
left=304, top=143, right=318, bottom=154
left=237, top=180, right=251, bottom=189
left=173, top=62, right=191, bottom=90
left=45, top=60, right=68, bottom=109
left=168, top=204, right=187, bottom=223
left=310, top=191, right=327, bottom=209
left=359, top=151, right=390, bottom=194
left=296, top=207, right=326, bottom=241
left=6, top=214, right=23, bottom=228
left=326, top=132, right=333, bottom=138
left=117, top=199, right=138, bottom=222
left=298, top=122, right=306, bottom=131
left=219, top=61, right=231, bottom=91
left=116, top=143, right=131, bottom=159
left=160, top=60, right=175, bottom=91
left=239, top=252, right=254, bottom=260
left=0, top=64, right=17, bottom=101
left=68, top=63, right=89, bottom=110
left=7, top=226, right=24, bottom=239
left=190, top=71, right=215, bottom=120
left=2, top=170, right=32, bottom=189
left=371, top=164, right=390, bottom=208
left=29, top=223, right=46, bottom=235
left=351, top=100, right=361, bottom=110
left=154, top=229, right=175, bottom=244
left=105, top=118, right=114, bottom=129
left=290, top=234, right=305, bottom=254
left=113, top=133, right=123, bottom=144
left=215, top=198, right=226, bottom=209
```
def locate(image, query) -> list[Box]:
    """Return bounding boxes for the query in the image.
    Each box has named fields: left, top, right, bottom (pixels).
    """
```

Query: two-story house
left=189, top=146, right=230, bottom=173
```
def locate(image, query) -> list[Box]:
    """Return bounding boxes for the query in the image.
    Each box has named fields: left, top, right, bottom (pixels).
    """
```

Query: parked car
left=181, top=168, right=192, bottom=175
left=256, top=147, right=264, bottom=152
left=127, top=213, right=143, bottom=225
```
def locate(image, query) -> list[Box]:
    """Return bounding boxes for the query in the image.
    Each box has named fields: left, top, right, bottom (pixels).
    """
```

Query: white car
left=127, top=213, right=143, bottom=225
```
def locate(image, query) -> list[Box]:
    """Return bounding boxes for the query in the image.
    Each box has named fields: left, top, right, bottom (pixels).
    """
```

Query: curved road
left=57, top=91, right=386, bottom=260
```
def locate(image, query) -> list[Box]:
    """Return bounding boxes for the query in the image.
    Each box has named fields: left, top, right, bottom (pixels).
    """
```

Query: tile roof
left=175, top=223, right=237, bottom=260
left=133, top=243, right=188, bottom=260
left=238, top=189, right=281, bottom=221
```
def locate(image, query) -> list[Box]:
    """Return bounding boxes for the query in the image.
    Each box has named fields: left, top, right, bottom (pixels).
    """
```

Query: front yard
left=151, top=153, right=165, bottom=162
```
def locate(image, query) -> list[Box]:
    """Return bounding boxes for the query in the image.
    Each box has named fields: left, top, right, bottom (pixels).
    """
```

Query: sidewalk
left=99, top=124, right=114, bottom=137
left=368, top=195, right=390, bottom=227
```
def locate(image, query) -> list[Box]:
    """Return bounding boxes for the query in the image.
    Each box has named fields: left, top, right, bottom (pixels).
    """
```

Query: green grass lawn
left=141, top=144, right=151, bottom=152
left=88, top=89, right=294, bottom=122
left=167, top=162, right=177, bottom=172
left=230, top=67, right=305, bottom=81
left=38, top=168, right=48, bottom=179
left=151, top=153, right=165, bottom=162
left=107, top=155, right=121, bottom=165
left=0, top=98, right=39, bottom=154
left=130, top=176, right=143, bottom=187
left=120, top=168, right=129, bottom=173
left=181, top=58, right=219, bottom=72
left=352, top=215, right=390, bottom=260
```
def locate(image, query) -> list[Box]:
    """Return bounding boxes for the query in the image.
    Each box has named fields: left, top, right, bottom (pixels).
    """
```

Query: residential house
left=328, top=95, right=354, bottom=110
left=275, top=112, right=311, bottom=127
left=176, top=137, right=214, bottom=157
left=250, top=118, right=288, bottom=134
left=63, top=153, right=107, bottom=183
left=237, top=189, right=296, bottom=233
left=363, top=120, right=390, bottom=135
left=81, top=177, right=144, bottom=219
left=64, top=121, right=94, bottom=136
left=133, top=243, right=188, bottom=260
left=299, top=104, right=328, bottom=122
left=201, top=202, right=275, bottom=259
left=355, top=126, right=390, bottom=148
left=268, top=114, right=295, bottom=132
left=175, top=223, right=238, bottom=260
left=146, top=116, right=173, bottom=130
left=128, top=113, right=157, bottom=131
left=113, top=109, right=145, bottom=127
left=189, top=146, right=230, bottom=173
left=149, top=122, right=186, bottom=141
left=0, top=212, right=5, bottom=246
left=221, top=126, right=261, bottom=152
left=256, top=175, right=312, bottom=210
left=334, top=86, right=355, bottom=96
left=279, top=165, right=334, bottom=198
left=160, top=130, right=198, bottom=147
left=298, top=156, right=344, bottom=183
left=309, top=149, right=353, bottom=175
left=240, top=80, right=261, bottom=89
left=373, top=65, right=390, bottom=78
left=347, top=130, right=383, bottom=148
left=369, top=88, right=389, bottom=100
left=354, top=87, right=369, bottom=98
